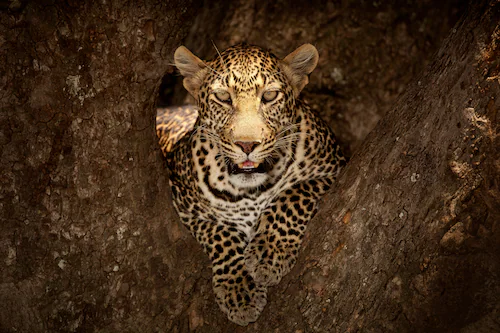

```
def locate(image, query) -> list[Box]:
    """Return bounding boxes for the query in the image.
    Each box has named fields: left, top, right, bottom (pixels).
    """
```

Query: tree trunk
left=263, top=2, right=500, bottom=332
left=1, top=0, right=498, bottom=332
left=0, top=1, right=206, bottom=332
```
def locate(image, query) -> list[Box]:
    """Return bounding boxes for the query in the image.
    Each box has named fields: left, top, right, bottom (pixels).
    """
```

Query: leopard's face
left=199, top=46, right=298, bottom=188
left=175, top=44, right=318, bottom=189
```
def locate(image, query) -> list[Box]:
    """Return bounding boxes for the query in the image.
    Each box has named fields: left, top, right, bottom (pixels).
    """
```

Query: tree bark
left=1, top=0, right=498, bottom=332
left=263, top=2, right=500, bottom=332
left=0, top=1, right=206, bottom=332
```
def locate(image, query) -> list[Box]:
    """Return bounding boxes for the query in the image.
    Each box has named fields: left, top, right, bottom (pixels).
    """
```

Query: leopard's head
left=175, top=43, right=318, bottom=189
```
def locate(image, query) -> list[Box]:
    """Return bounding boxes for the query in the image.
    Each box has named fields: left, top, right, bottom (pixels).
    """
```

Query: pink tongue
left=242, top=160, right=254, bottom=168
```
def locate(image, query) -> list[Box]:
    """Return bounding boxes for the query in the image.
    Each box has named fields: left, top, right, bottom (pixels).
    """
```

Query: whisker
left=211, top=40, right=228, bottom=73
left=189, top=124, right=207, bottom=140
left=275, top=137, right=300, bottom=144
left=264, top=156, right=275, bottom=166
left=276, top=123, right=300, bottom=137
left=204, top=62, right=223, bottom=78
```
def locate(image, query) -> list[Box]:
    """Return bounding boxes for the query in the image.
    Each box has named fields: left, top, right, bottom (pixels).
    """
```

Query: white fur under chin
left=229, top=173, right=269, bottom=189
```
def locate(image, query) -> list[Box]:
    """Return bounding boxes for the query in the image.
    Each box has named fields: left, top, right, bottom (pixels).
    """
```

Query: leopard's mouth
left=228, top=159, right=274, bottom=174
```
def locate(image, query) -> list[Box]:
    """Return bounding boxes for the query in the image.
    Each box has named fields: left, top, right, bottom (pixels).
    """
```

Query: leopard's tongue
left=238, top=160, right=260, bottom=169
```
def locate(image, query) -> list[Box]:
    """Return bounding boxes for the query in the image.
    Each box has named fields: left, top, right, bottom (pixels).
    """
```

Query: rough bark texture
left=267, top=2, right=500, bottom=332
left=1, top=0, right=499, bottom=332
left=0, top=1, right=204, bottom=332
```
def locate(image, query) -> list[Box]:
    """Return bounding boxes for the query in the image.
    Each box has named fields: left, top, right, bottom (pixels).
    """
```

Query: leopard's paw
left=213, top=273, right=267, bottom=326
left=244, top=234, right=296, bottom=287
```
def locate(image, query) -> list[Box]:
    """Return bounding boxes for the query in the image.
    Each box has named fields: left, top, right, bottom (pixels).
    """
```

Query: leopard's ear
left=174, top=46, right=208, bottom=98
left=281, top=44, right=319, bottom=96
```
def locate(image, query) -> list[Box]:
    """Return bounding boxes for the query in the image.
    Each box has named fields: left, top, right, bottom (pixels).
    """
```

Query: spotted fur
left=156, top=43, right=346, bottom=325
left=156, top=105, right=198, bottom=155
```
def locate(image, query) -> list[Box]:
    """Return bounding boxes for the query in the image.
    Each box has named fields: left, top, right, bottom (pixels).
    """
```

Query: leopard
left=156, top=43, right=346, bottom=326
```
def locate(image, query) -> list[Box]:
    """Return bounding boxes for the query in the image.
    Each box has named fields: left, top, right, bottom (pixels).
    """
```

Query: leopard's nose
left=234, top=141, right=260, bottom=154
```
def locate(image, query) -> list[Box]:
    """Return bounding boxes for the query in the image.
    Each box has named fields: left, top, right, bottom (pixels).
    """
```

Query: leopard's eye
left=262, top=90, right=278, bottom=103
left=214, top=91, right=231, bottom=104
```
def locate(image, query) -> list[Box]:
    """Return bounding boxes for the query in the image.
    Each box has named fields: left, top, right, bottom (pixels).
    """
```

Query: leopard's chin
left=228, top=172, right=269, bottom=189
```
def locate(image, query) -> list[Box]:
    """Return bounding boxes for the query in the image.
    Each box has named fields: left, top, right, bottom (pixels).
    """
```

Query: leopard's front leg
left=245, top=178, right=333, bottom=286
left=190, top=220, right=267, bottom=326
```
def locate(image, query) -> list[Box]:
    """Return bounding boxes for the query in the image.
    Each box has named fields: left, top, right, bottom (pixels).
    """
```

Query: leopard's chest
left=192, top=192, right=271, bottom=240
